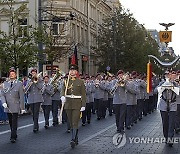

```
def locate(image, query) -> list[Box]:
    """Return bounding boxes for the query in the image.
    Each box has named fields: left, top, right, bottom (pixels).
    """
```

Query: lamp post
left=37, top=0, right=75, bottom=73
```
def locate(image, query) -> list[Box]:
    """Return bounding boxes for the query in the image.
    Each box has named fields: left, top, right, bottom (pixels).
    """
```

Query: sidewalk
left=63, top=110, right=180, bottom=154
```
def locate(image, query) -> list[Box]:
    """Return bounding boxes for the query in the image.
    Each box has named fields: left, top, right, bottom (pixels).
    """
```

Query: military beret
left=116, top=70, right=124, bottom=76
left=31, top=68, right=37, bottom=73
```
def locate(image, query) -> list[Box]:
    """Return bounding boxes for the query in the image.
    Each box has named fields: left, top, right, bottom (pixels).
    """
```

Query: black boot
left=75, top=129, right=79, bottom=145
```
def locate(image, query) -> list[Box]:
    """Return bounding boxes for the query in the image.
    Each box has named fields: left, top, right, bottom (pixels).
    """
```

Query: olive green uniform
left=62, top=77, right=86, bottom=129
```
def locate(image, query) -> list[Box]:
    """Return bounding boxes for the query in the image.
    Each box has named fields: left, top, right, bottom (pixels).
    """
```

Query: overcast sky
left=120, top=0, right=180, bottom=55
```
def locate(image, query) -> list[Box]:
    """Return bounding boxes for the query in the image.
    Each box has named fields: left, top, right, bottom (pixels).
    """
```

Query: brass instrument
left=110, top=73, right=129, bottom=95
left=95, top=79, right=100, bottom=88
left=25, top=72, right=42, bottom=94
left=107, top=72, right=114, bottom=77
left=50, top=68, right=65, bottom=95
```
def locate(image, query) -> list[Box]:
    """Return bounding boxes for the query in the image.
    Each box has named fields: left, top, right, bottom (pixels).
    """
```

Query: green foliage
left=0, top=1, right=40, bottom=75
left=97, top=7, right=160, bottom=74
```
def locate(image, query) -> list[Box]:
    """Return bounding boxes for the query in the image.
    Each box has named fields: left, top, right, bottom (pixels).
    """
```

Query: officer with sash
left=61, top=64, right=86, bottom=148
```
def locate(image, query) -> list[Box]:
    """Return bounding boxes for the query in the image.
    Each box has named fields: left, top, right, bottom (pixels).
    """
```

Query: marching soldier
left=125, top=72, right=138, bottom=129
left=136, top=74, right=146, bottom=120
left=175, top=70, right=180, bottom=133
left=94, top=74, right=105, bottom=120
left=1, top=68, right=25, bottom=143
left=41, top=75, right=54, bottom=129
left=111, top=70, right=127, bottom=134
left=82, top=76, right=94, bottom=126
left=107, top=76, right=113, bottom=116
left=51, top=72, right=64, bottom=126
left=61, top=64, right=86, bottom=148
left=25, top=69, right=44, bottom=133
left=155, top=71, right=179, bottom=147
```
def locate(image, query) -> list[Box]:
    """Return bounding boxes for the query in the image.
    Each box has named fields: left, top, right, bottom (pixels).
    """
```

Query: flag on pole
left=147, top=61, right=152, bottom=93
left=71, top=45, right=79, bottom=78
left=71, top=45, right=78, bottom=65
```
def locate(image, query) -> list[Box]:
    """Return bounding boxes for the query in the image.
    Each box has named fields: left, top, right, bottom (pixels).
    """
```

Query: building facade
left=0, top=0, right=120, bottom=75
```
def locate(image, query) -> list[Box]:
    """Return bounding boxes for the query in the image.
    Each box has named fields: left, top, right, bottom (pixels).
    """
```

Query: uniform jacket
left=94, top=80, right=105, bottom=99
left=155, top=80, right=179, bottom=111
left=51, top=80, right=63, bottom=101
left=62, top=78, right=86, bottom=110
left=125, top=80, right=137, bottom=105
left=25, top=78, right=44, bottom=104
left=1, top=80, right=25, bottom=113
left=111, top=79, right=127, bottom=105
left=42, top=83, right=54, bottom=105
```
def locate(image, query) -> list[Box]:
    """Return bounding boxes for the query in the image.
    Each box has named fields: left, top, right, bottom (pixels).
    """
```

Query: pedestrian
left=0, top=77, right=8, bottom=125
left=1, top=68, right=25, bottom=143
left=61, top=64, right=86, bottom=148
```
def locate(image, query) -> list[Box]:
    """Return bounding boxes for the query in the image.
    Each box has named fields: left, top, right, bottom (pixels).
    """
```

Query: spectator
left=0, top=77, right=8, bottom=124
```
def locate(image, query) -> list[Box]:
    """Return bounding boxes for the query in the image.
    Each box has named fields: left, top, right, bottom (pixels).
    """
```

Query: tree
left=96, top=6, right=160, bottom=74
left=0, top=0, right=40, bottom=76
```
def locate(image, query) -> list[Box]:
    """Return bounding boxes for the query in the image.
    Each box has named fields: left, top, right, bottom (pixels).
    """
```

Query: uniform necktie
left=10, top=82, right=13, bottom=88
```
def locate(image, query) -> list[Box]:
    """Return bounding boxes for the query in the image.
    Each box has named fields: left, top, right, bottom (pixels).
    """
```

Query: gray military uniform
left=1, top=80, right=24, bottom=113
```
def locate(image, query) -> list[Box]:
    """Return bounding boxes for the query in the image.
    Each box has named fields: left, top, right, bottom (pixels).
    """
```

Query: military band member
left=41, top=75, right=54, bottom=129
left=107, top=76, right=113, bottom=116
left=125, top=72, right=138, bottom=129
left=25, top=69, right=44, bottom=133
left=94, top=74, right=105, bottom=120
left=175, top=70, right=180, bottom=133
left=111, top=70, right=127, bottom=134
left=1, top=69, right=25, bottom=143
left=156, top=71, right=179, bottom=147
left=51, top=72, right=63, bottom=126
left=61, top=64, right=86, bottom=148
left=136, top=74, right=146, bottom=120
left=82, top=76, right=94, bottom=125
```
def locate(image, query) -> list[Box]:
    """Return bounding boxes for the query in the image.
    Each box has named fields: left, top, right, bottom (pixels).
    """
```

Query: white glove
left=21, top=110, right=26, bottom=114
left=80, top=107, right=85, bottom=112
left=2, top=103, right=8, bottom=108
left=61, top=96, right=66, bottom=104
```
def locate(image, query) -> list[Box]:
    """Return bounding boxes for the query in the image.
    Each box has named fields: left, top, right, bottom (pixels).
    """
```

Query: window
left=52, top=23, right=58, bottom=35
left=52, top=23, right=65, bottom=36
left=18, top=18, right=27, bottom=38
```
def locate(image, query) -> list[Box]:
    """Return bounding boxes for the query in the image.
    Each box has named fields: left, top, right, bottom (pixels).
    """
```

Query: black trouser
left=29, top=102, right=41, bottom=130
left=137, top=99, right=143, bottom=119
left=160, top=111, right=176, bottom=139
left=41, top=105, right=51, bottom=126
left=52, top=100, right=60, bottom=124
left=113, top=104, right=126, bottom=133
left=7, top=113, right=18, bottom=139
left=175, top=104, right=180, bottom=130
left=102, top=100, right=108, bottom=118
left=96, top=99, right=103, bottom=118
left=126, top=105, right=133, bottom=127
left=148, top=96, right=154, bottom=113
left=82, top=103, right=92, bottom=124
left=107, top=98, right=113, bottom=115
left=143, top=99, right=148, bottom=116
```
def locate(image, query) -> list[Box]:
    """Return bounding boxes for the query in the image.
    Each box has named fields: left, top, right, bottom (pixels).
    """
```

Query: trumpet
left=109, top=73, right=129, bottom=95
left=25, top=72, right=42, bottom=94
